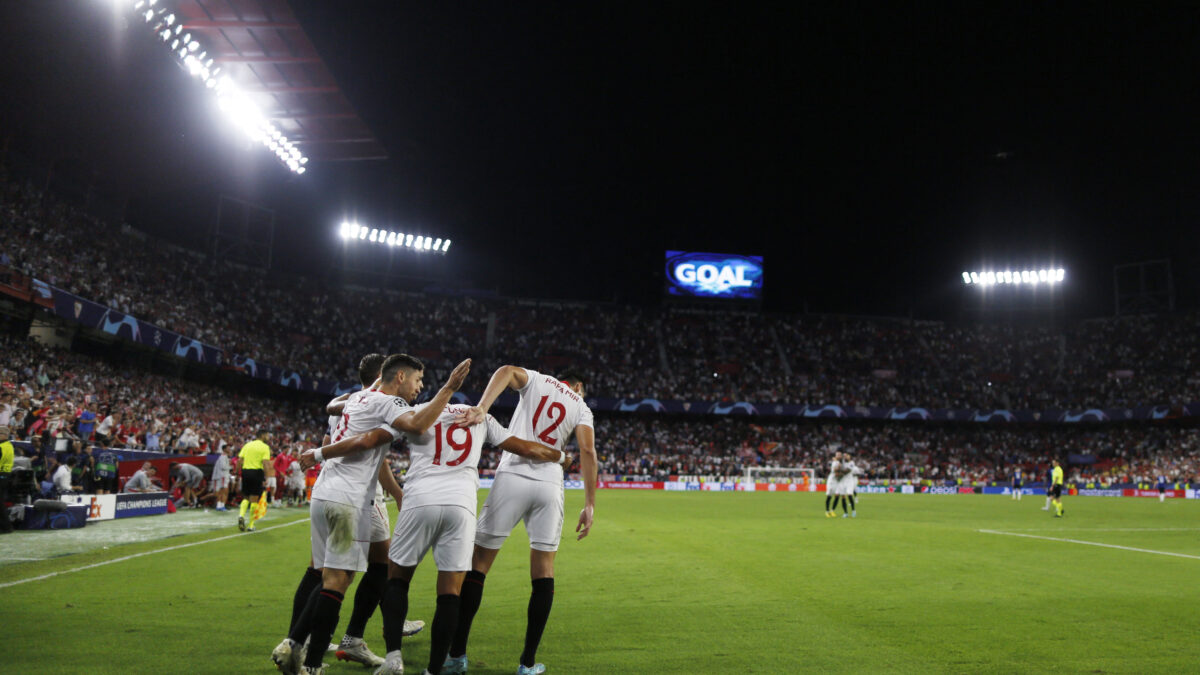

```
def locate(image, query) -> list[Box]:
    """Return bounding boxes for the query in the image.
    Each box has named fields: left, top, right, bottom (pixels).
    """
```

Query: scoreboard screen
left=665, top=251, right=764, bottom=300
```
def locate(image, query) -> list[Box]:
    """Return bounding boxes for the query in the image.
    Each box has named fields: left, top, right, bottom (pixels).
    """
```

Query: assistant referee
left=238, top=430, right=272, bottom=531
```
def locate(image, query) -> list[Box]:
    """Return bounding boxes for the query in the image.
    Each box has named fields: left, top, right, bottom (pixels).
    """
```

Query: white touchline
left=979, top=529, right=1200, bottom=560
left=0, top=518, right=310, bottom=590
left=996, top=527, right=1200, bottom=533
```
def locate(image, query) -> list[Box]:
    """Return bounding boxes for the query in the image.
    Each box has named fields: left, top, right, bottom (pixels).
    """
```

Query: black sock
left=450, top=570, right=486, bottom=658
left=841, top=496, right=849, bottom=514
left=381, top=577, right=411, bottom=653
left=345, top=562, right=387, bottom=639
left=303, top=588, right=345, bottom=668
left=427, top=594, right=462, bottom=674
left=848, top=495, right=856, bottom=511
left=288, top=583, right=323, bottom=644
left=520, top=577, right=555, bottom=668
left=824, top=495, right=831, bottom=511
left=290, top=567, right=322, bottom=633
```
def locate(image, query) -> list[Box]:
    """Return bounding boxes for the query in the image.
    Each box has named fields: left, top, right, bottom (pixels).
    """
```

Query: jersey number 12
left=531, top=395, right=567, bottom=445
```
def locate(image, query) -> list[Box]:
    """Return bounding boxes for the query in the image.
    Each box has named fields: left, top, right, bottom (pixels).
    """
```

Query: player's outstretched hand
left=298, top=449, right=319, bottom=470
left=453, top=406, right=486, bottom=427
left=576, top=504, right=593, bottom=540
left=446, top=358, right=471, bottom=391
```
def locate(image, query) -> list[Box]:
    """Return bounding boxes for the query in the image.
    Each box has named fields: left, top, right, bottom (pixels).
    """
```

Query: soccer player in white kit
left=446, top=366, right=598, bottom=675
left=301, top=400, right=567, bottom=675
left=276, top=354, right=471, bottom=675
left=824, top=452, right=842, bottom=517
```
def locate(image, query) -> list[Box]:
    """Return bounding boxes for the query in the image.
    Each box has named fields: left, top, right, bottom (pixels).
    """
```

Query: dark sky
left=2, top=2, right=1199, bottom=317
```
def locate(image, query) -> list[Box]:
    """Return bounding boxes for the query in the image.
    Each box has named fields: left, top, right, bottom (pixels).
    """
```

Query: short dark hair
left=358, top=353, right=386, bottom=386
left=557, top=369, right=587, bottom=389
left=381, top=354, right=424, bottom=383
left=256, top=429, right=269, bottom=439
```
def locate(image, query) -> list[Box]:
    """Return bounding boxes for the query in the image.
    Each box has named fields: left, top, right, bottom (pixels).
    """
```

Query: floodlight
left=160, top=29, right=172, bottom=41
left=406, top=234, right=413, bottom=246
left=165, top=13, right=175, bottom=25
left=424, top=238, right=433, bottom=250
left=962, top=272, right=971, bottom=284
left=358, top=226, right=367, bottom=240
left=296, top=167, right=306, bottom=174
left=175, top=24, right=183, bottom=35
left=143, top=9, right=154, bottom=22
left=1056, top=268, right=1065, bottom=280
left=433, top=238, right=442, bottom=250
left=442, top=239, right=451, bottom=252
left=134, top=1, right=146, bottom=9
left=171, top=39, right=179, bottom=49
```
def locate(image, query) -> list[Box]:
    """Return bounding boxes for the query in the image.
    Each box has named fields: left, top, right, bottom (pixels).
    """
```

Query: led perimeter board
left=665, top=251, right=764, bottom=300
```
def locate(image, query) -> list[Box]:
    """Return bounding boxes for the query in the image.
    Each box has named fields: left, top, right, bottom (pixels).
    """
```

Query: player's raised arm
left=497, top=434, right=572, bottom=466
left=325, top=393, right=351, bottom=416
left=575, top=423, right=597, bottom=540
left=457, top=364, right=529, bottom=426
left=299, top=427, right=395, bottom=469
left=390, top=358, right=471, bottom=435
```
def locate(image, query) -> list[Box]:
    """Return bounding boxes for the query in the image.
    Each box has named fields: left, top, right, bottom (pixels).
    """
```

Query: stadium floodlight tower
left=958, top=265, right=1068, bottom=319
left=338, top=222, right=451, bottom=254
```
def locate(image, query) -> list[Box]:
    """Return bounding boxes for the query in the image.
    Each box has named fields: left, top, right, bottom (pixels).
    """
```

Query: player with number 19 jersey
left=495, top=369, right=594, bottom=483
left=389, top=404, right=511, bottom=571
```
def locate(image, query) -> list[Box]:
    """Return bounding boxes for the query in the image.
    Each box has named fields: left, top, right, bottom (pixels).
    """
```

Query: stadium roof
left=176, top=0, right=387, bottom=163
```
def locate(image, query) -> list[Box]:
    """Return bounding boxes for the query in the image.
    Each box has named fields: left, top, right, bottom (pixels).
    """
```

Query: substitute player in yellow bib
left=238, top=430, right=272, bottom=531
left=1050, top=459, right=1065, bottom=517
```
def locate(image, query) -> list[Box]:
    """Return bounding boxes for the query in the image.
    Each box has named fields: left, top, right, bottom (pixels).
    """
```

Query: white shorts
left=475, top=472, right=564, bottom=552
left=212, top=475, right=231, bottom=490
left=310, top=498, right=371, bottom=573
left=388, top=504, right=475, bottom=571
left=370, top=499, right=390, bottom=543
left=838, top=477, right=856, bottom=495
left=287, top=476, right=305, bottom=492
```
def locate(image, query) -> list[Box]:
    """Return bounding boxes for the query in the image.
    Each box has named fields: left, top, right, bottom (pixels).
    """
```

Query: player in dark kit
left=1010, top=468, right=1023, bottom=501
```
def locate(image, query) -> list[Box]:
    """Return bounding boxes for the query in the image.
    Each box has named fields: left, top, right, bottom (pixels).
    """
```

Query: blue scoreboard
left=665, top=251, right=764, bottom=300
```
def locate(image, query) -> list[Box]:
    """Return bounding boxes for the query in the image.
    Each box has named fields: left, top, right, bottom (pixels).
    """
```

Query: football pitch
left=2, top=491, right=1198, bottom=674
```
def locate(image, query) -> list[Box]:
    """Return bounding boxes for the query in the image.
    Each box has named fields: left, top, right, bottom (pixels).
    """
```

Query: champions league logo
left=232, top=355, right=259, bottom=377
left=278, top=371, right=302, bottom=389
left=801, top=404, right=846, bottom=418
left=707, top=401, right=758, bottom=415
left=101, top=311, right=140, bottom=341
left=1058, top=409, right=1109, bottom=423
left=617, top=398, right=667, bottom=413
left=175, top=338, right=206, bottom=362
left=888, top=407, right=931, bottom=420
left=973, top=410, right=1015, bottom=423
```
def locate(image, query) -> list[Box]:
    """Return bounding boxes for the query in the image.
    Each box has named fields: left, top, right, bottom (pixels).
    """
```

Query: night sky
left=2, top=1, right=1198, bottom=317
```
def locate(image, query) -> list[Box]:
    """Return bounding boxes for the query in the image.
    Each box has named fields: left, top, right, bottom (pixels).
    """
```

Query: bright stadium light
left=118, top=4, right=309, bottom=174
left=337, top=223, right=451, bottom=253
left=963, top=267, right=1066, bottom=287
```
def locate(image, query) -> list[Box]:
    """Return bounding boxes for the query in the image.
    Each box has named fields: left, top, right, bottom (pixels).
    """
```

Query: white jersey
left=287, top=459, right=304, bottom=482
left=826, top=459, right=841, bottom=486
left=312, top=389, right=409, bottom=510
left=328, top=409, right=386, bottom=502
left=495, top=369, right=593, bottom=484
left=403, top=403, right=510, bottom=512
left=212, top=453, right=231, bottom=480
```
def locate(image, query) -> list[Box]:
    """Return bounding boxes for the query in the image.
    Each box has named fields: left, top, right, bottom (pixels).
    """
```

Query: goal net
left=744, top=466, right=816, bottom=486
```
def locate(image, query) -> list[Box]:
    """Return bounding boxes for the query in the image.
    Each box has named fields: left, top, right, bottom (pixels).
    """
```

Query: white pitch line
left=0, top=517, right=310, bottom=590
left=996, top=527, right=1200, bottom=533
left=979, top=529, right=1200, bottom=560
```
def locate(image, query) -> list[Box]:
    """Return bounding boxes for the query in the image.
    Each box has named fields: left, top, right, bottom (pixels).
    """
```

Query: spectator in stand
left=124, top=462, right=158, bottom=493
left=94, top=410, right=118, bottom=448
left=176, top=427, right=200, bottom=453
left=76, top=404, right=96, bottom=443
left=144, top=427, right=160, bottom=451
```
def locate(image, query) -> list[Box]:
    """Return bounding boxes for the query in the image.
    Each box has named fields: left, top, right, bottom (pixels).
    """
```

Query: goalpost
left=744, top=466, right=816, bottom=487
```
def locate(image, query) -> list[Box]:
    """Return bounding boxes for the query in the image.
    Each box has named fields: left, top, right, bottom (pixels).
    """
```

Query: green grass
left=3, top=492, right=1199, bottom=673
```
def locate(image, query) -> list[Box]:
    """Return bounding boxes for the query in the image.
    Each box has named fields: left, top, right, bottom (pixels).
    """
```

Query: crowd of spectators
left=0, top=333, right=325, bottom=457
left=589, top=416, right=1200, bottom=486
left=3, top=173, right=1200, bottom=412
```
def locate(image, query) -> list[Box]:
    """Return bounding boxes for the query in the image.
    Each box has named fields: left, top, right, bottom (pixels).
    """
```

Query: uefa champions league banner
left=39, top=281, right=224, bottom=367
